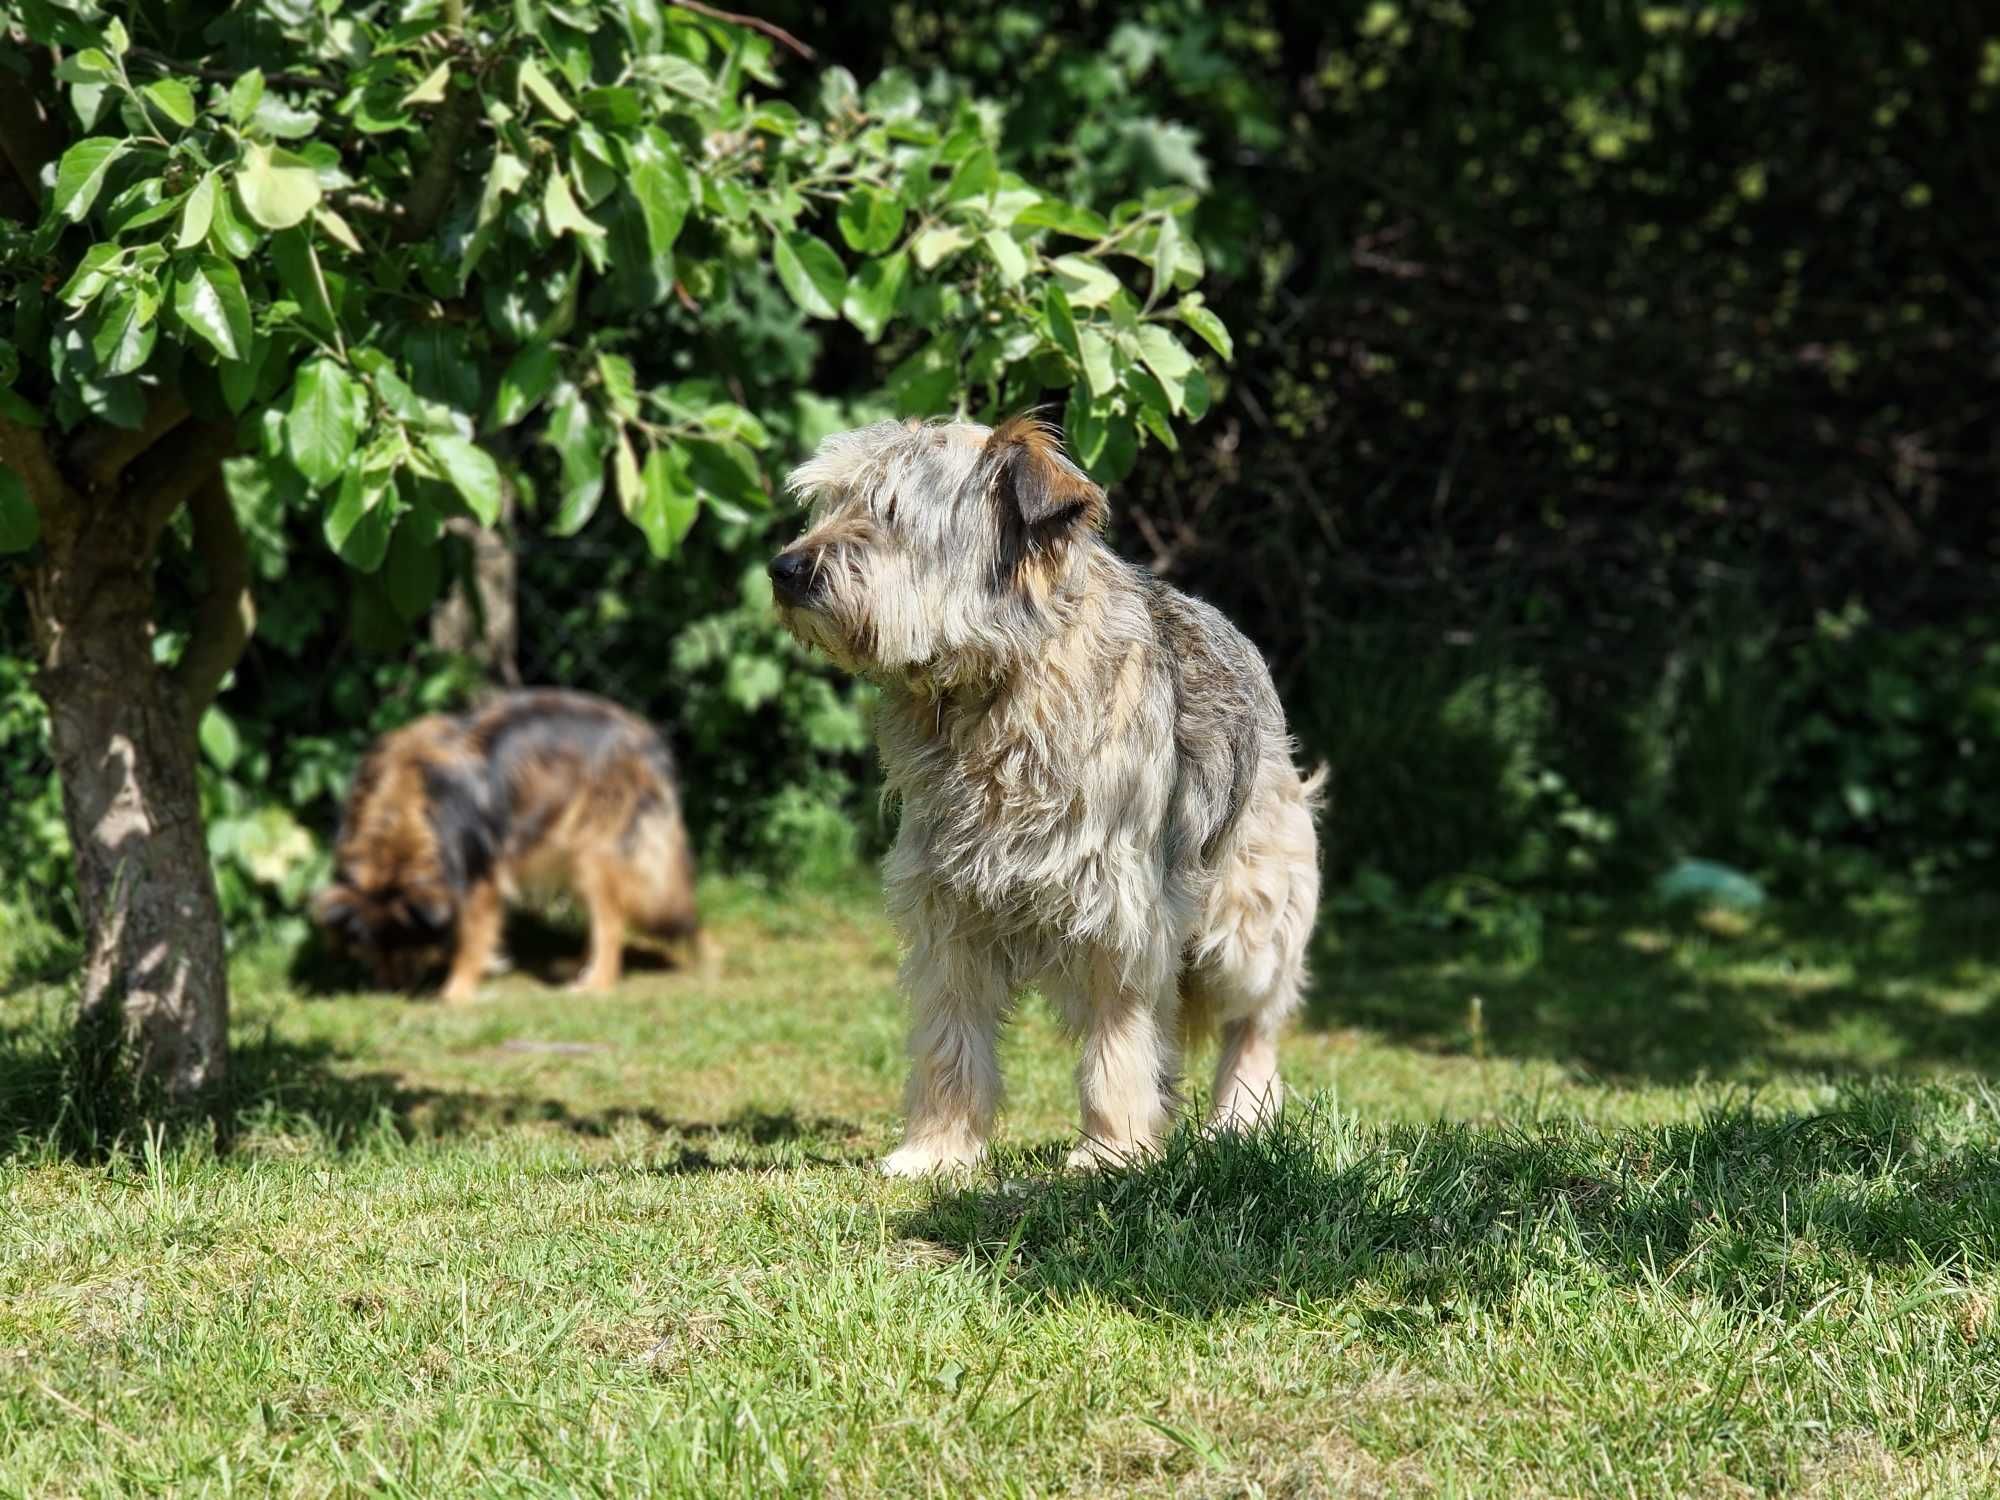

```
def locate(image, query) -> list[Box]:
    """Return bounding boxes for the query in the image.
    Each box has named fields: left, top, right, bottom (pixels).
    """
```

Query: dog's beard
left=777, top=601, right=874, bottom=675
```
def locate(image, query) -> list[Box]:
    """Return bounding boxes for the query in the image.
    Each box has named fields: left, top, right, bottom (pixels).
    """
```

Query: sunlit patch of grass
left=1, top=882, right=1998, bottom=1495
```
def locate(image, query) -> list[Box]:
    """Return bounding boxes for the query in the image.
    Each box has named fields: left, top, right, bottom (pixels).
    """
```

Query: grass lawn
left=3, top=881, right=2000, bottom=1496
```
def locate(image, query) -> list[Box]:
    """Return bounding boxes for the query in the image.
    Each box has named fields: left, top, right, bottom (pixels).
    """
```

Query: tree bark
left=10, top=415, right=236, bottom=1113
left=429, top=481, right=520, bottom=685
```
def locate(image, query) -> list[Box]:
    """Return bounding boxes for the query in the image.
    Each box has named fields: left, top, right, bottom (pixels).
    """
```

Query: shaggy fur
left=313, top=690, right=705, bottom=1001
left=773, top=416, right=1324, bottom=1175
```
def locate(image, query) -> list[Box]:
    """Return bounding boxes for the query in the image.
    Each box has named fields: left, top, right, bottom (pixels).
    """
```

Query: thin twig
left=126, top=47, right=335, bottom=93
left=669, top=0, right=815, bottom=61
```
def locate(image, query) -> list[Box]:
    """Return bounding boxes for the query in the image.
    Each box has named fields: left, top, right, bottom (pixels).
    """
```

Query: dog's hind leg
left=570, top=854, right=628, bottom=993
left=1059, top=946, right=1179, bottom=1172
left=441, top=880, right=504, bottom=1004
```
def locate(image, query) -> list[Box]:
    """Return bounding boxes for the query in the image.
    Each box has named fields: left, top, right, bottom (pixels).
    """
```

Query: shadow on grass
left=903, top=1084, right=2000, bottom=1323
left=286, top=908, right=695, bottom=998
left=0, top=1005, right=867, bottom=1169
left=1309, top=892, right=2000, bottom=1081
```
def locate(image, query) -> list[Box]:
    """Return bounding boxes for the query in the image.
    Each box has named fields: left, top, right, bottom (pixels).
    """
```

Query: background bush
left=4, top=0, right=1996, bottom=948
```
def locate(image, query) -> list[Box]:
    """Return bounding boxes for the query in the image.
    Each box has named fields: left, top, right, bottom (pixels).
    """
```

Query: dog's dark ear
left=405, top=886, right=455, bottom=933
left=311, top=884, right=358, bottom=933
left=987, top=414, right=1106, bottom=534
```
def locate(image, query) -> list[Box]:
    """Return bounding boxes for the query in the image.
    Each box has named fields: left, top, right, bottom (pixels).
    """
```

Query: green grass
left=3, top=882, right=2000, bottom=1496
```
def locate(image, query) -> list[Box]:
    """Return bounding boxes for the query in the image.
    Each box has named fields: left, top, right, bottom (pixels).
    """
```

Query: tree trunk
left=429, top=482, right=521, bottom=685
left=24, top=445, right=232, bottom=1113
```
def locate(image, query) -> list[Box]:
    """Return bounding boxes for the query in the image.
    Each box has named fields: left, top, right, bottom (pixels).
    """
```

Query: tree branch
left=138, top=421, right=237, bottom=542
left=0, top=47, right=63, bottom=210
left=126, top=48, right=335, bottom=93
left=0, top=413, right=67, bottom=515
left=399, top=86, right=480, bottom=242
left=68, top=393, right=191, bottom=495
left=172, top=471, right=255, bottom=716
left=669, top=0, right=816, bottom=61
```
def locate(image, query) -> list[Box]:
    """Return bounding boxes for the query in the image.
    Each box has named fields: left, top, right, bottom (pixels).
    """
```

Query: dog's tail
left=1299, top=761, right=1331, bottom=819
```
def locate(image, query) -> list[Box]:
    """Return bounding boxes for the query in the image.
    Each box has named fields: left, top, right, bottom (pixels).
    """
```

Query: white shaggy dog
left=771, top=415, right=1323, bottom=1175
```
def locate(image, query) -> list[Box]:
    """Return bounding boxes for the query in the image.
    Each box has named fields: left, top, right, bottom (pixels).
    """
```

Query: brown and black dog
left=313, top=690, right=706, bottom=1001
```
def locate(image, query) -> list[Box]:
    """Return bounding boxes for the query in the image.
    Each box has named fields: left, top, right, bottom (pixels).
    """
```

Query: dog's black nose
left=768, top=549, right=816, bottom=604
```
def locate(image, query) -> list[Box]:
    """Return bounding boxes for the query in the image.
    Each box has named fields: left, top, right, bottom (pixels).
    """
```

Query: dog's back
left=460, top=691, right=699, bottom=937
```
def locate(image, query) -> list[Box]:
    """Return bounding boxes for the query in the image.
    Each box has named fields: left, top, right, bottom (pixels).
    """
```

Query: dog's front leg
left=440, top=881, right=503, bottom=1003
left=881, top=936, right=1008, bottom=1178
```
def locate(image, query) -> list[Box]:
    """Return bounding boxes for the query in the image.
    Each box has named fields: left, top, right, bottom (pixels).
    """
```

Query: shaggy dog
left=313, top=690, right=704, bottom=1001
left=771, top=416, right=1323, bottom=1174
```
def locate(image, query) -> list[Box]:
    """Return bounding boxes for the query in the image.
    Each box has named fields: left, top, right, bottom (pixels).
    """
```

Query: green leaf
left=546, top=386, right=608, bottom=535
left=1176, top=301, right=1234, bottom=362
left=518, top=58, right=576, bottom=122
left=542, top=169, right=605, bottom=241
left=324, top=468, right=393, bottom=571
left=103, top=16, right=129, bottom=54
left=1052, top=255, right=1121, bottom=309
left=1044, top=284, right=1080, bottom=363
left=489, top=345, right=560, bottom=429
left=251, top=95, right=320, bottom=140
left=176, top=172, right=217, bottom=250
left=635, top=445, right=698, bottom=558
left=944, top=147, right=997, bottom=204
left=53, top=49, right=116, bottom=83
left=272, top=227, right=336, bottom=334
left=982, top=230, right=1027, bottom=287
left=842, top=250, right=907, bottom=343
left=687, top=438, right=765, bottom=511
left=92, top=288, right=158, bottom=377
left=198, top=706, right=241, bottom=771
left=1078, top=329, right=1117, bottom=399
left=383, top=510, right=442, bottom=620
left=596, top=352, right=639, bottom=420
left=173, top=255, right=253, bottom=362
left=52, top=138, right=127, bottom=222
left=476, top=151, right=530, bottom=233
left=628, top=138, right=691, bottom=257
left=1182, top=365, right=1211, bottom=422
left=403, top=61, right=451, bottom=107
left=646, top=55, right=715, bottom=107
left=314, top=205, right=362, bottom=255
left=228, top=70, right=265, bottom=128
left=58, top=242, right=122, bottom=308
left=836, top=186, right=906, bottom=255
left=863, top=70, right=922, bottom=122
left=142, top=78, right=196, bottom=129
left=1149, top=215, right=1181, bottom=306
left=818, top=65, right=859, bottom=119
left=424, top=434, right=502, bottom=526
left=286, top=358, right=364, bottom=489
left=773, top=232, right=846, bottom=321
left=613, top=429, right=643, bottom=515
left=0, top=465, right=37, bottom=553
left=1132, top=325, right=1196, bottom=413
left=218, top=336, right=267, bottom=415
left=207, top=181, right=259, bottom=257
left=911, top=224, right=970, bottom=270
left=1014, top=199, right=1110, bottom=239
left=236, top=142, right=323, bottom=230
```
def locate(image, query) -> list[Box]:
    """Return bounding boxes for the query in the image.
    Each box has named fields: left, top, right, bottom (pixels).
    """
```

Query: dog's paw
left=879, top=1143, right=984, bottom=1179
left=1064, top=1137, right=1157, bottom=1174
left=437, top=983, right=481, bottom=1005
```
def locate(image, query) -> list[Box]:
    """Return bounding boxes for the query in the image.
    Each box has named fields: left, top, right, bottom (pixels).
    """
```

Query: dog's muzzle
left=768, top=548, right=820, bottom=606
